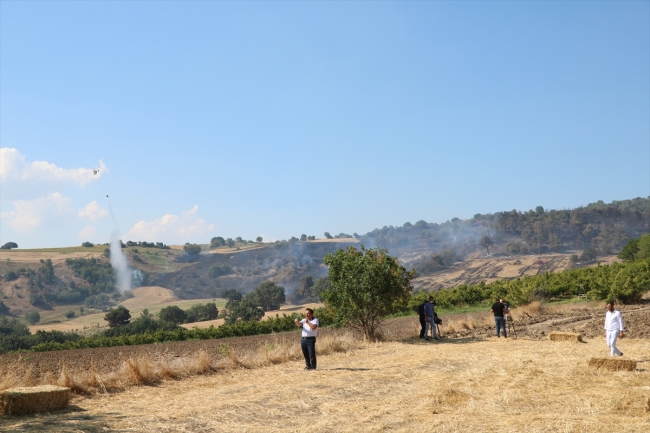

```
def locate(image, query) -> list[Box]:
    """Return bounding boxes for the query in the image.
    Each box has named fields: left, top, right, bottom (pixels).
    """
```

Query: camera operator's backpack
left=417, top=302, right=426, bottom=316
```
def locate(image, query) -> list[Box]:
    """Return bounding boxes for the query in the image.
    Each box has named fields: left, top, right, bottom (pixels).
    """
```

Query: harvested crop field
left=1, top=335, right=649, bottom=432
left=2, top=301, right=650, bottom=432
left=4, top=301, right=650, bottom=382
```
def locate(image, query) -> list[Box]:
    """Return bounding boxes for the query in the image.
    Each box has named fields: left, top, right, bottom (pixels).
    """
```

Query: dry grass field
left=412, top=254, right=620, bottom=291
left=0, top=247, right=107, bottom=265
left=1, top=334, right=648, bottom=432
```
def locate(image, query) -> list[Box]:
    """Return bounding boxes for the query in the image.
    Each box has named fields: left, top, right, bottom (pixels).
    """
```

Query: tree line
left=362, top=197, right=649, bottom=255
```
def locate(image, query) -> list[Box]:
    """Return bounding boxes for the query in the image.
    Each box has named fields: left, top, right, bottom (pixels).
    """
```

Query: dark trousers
left=301, top=337, right=317, bottom=369
left=419, top=316, right=426, bottom=338
left=495, top=316, right=507, bottom=337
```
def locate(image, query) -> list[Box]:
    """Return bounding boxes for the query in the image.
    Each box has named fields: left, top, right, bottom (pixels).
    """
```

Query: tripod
left=506, top=314, right=518, bottom=338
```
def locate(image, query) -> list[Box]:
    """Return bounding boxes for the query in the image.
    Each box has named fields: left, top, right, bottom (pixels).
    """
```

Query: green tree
left=248, top=281, right=285, bottom=311
left=300, top=234, right=307, bottom=242
left=0, top=242, right=18, bottom=250
left=618, top=237, right=639, bottom=261
left=478, top=235, right=494, bottom=255
left=81, top=241, right=94, bottom=247
left=221, top=289, right=243, bottom=304
left=65, top=310, right=75, bottom=319
left=223, top=298, right=265, bottom=324
left=104, top=306, right=131, bottom=327
left=211, top=237, right=226, bottom=248
left=324, top=232, right=333, bottom=239
left=208, top=265, right=232, bottom=278
left=186, top=303, right=219, bottom=322
left=323, top=246, right=415, bottom=339
left=635, top=234, right=650, bottom=260
left=4, top=271, right=18, bottom=282
left=256, top=236, right=263, bottom=243
left=580, top=247, right=598, bottom=263
left=25, top=311, right=41, bottom=325
left=414, top=220, right=428, bottom=229
left=158, top=305, right=188, bottom=324
left=183, top=243, right=202, bottom=255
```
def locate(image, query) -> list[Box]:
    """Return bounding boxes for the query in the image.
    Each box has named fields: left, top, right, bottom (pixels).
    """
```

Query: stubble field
left=1, top=335, right=649, bottom=432
left=1, top=301, right=650, bottom=432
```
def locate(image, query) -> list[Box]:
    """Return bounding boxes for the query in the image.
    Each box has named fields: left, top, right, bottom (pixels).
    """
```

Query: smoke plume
left=110, top=231, right=132, bottom=293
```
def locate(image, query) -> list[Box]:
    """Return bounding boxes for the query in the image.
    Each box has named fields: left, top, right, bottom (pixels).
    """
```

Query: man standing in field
left=491, top=299, right=507, bottom=338
left=417, top=299, right=427, bottom=338
left=424, top=296, right=438, bottom=341
left=295, top=308, right=319, bottom=370
left=604, top=301, right=625, bottom=357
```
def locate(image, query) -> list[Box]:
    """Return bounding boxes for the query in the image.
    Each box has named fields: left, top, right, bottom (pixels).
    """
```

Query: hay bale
left=588, top=357, right=637, bottom=372
left=0, top=385, right=70, bottom=416
left=548, top=331, right=583, bottom=342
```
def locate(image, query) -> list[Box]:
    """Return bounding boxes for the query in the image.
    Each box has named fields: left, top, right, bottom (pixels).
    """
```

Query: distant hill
left=0, top=197, right=647, bottom=318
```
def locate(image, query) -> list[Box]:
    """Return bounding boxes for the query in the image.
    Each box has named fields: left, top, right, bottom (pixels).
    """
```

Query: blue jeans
left=495, top=316, right=507, bottom=337
left=301, top=337, right=317, bottom=369
left=425, top=316, right=437, bottom=339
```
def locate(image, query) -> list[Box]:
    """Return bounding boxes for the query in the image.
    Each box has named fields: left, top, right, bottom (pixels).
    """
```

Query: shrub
left=25, top=311, right=41, bottom=325
left=104, top=306, right=131, bottom=327
left=208, top=265, right=233, bottom=278
left=159, top=305, right=187, bottom=324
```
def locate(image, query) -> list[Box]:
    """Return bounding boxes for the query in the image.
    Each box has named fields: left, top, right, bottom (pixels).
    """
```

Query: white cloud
left=0, top=193, right=73, bottom=232
left=78, top=226, right=97, bottom=240
left=78, top=201, right=107, bottom=221
left=0, top=147, right=107, bottom=186
left=127, top=205, right=215, bottom=243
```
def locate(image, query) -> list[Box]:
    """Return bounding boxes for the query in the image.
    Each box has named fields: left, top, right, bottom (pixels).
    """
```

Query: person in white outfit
left=604, top=301, right=625, bottom=357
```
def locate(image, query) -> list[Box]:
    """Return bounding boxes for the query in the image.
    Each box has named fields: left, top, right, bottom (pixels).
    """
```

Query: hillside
left=0, top=197, right=647, bottom=319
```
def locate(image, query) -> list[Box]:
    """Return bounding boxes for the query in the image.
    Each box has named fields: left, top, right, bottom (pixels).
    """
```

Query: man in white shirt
left=604, top=301, right=625, bottom=357
left=294, top=308, right=319, bottom=370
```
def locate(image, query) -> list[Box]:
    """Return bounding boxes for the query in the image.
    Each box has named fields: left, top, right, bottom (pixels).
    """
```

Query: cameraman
left=491, top=298, right=507, bottom=338
left=424, top=297, right=439, bottom=341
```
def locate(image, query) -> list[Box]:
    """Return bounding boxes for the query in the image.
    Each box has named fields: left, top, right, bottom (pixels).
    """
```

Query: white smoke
left=110, top=232, right=132, bottom=293
left=131, top=269, right=144, bottom=287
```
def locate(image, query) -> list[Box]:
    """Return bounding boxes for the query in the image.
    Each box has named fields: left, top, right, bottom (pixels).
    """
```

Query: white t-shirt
left=604, top=310, right=624, bottom=331
left=300, top=318, right=319, bottom=337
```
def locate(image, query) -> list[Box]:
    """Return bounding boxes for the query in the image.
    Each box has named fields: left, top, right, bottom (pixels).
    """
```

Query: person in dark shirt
left=491, top=298, right=507, bottom=338
left=417, top=300, right=427, bottom=338
left=424, top=297, right=438, bottom=341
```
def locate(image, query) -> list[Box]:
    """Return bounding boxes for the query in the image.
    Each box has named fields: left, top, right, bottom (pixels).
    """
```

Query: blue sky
left=1, top=1, right=649, bottom=248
